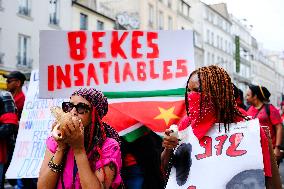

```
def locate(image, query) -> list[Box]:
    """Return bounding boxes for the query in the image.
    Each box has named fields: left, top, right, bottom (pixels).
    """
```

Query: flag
left=103, top=96, right=186, bottom=139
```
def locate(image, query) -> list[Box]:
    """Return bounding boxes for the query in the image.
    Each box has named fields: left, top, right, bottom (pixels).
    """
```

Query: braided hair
left=184, top=65, right=247, bottom=132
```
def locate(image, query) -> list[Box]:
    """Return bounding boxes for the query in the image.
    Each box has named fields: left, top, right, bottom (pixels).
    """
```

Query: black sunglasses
left=62, top=102, right=91, bottom=114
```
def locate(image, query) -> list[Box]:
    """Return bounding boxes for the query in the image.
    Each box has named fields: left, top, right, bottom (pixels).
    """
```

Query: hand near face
left=60, top=116, right=85, bottom=151
left=51, top=121, right=68, bottom=151
left=163, top=129, right=179, bottom=150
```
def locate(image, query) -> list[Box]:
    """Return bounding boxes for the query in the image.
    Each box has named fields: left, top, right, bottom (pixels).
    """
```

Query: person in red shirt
left=3, top=71, right=28, bottom=188
left=3, top=71, right=26, bottom=119
left=0, top=90, right=18, bottom=189
left=246, top=85, right=283, bottom=163
left=161, top=65, right=280, bottom=188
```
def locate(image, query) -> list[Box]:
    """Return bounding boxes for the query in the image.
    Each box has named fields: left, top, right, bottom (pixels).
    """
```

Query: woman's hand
left=51, top=122, right=68, bottom=151
left=274, top=147, right=281, bottom=161
left=61, top=116, right=85, bottom=152
left=162, top=129, right=179, bottom=150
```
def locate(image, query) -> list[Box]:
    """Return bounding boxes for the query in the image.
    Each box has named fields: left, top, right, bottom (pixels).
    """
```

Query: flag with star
left=103, top=96, right=187, bottom=139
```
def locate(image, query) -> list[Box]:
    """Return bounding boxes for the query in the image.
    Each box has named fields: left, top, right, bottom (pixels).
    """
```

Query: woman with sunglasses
left=38, top=88, right=123, bottom=189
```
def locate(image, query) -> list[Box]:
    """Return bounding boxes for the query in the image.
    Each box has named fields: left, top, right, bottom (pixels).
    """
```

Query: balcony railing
left=18, top=6, right=31, bottom=16
left=0, top=52, right=4, bottom=64
left=49, top=14, right=59, bottom=25
left=17, top=55, right=33, bottom=69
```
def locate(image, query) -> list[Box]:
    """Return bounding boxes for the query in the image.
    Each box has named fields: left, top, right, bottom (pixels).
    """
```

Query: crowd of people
left=1, top=66, right=284, bottom=189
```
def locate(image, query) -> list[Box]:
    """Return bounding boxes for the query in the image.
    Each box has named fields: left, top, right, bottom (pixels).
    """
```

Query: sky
left=201, top=0, right=284, bottom=52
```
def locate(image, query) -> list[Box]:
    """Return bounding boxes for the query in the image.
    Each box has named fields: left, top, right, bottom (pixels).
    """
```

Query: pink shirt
left=46, top=137, right=122, bottom=189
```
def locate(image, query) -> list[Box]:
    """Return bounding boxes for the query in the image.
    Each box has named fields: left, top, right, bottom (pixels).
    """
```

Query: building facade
left=72, top=0, right=115, bottom=31
left=0, top=0, right=72, bottom=88
left=231, top=15, right=253, bottom=93
left=201, top=3, right=234, bottom=75
left=0, top=0, right=115, bottom=89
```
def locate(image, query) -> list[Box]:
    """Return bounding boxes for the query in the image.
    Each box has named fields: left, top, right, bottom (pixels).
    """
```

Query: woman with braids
left=161, top=65, right=280, bottom=188
left=246, top=85, right=283, bottom=164
left=38, top=88, right=123, bottom=189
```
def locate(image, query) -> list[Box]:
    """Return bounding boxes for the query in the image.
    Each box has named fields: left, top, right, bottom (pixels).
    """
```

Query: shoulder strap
left=265, top=104, right=271, bottom=123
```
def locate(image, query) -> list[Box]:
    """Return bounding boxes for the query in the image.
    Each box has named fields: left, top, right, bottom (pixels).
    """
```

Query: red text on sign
left=195, top=133, right=247, bottom=160
left=67, top=31, right=159, bottom=60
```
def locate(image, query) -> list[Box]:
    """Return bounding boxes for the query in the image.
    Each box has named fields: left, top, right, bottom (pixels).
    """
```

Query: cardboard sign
left=6, top=70, right=66, bottom=179
left=165, top=119, right=264, bottom=189
left=39, top=30, right=194, bottom=98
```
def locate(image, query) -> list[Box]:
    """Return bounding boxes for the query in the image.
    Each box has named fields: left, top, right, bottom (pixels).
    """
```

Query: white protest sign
left=6, top=70, right=66, bottom=179
left=165, top=119, right=264, bottom=189
left=39, top=30, right=195, bottom=98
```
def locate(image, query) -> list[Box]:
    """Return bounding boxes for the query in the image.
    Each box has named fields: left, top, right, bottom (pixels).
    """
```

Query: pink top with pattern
left=46, top=136, right=122, bottom=189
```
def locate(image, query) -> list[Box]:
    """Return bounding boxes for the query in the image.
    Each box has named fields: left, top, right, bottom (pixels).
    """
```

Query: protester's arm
left=0, top=123, right=17, bottom=138
left=37, top=147, right=66, bottom=189
left=274, top=123, right=282, bottom=160
left=0, top=91, right=18, bottom=138
left=63, top=117, right=119, bottom=189
left=262, top=126, right=282, bottom=189
left=270, top=105, right=283, bottom=160
left=74, top=148, right=116, bottom=189
left=161, top=129, right=179, bottom=175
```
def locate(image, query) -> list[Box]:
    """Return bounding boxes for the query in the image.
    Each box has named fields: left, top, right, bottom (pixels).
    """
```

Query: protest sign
left=165, top=119, right=264, bottom=189
left=39, top=30, right=195, bottom=98
left=6, top=70, right=66, bottom=179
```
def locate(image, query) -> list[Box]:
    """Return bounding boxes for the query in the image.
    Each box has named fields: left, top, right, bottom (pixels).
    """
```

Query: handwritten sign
left=6, top=70, right=66, bottom=179
left=165, top=119, right=264, bottom=189
left=39, top=30, right=195, bottom=98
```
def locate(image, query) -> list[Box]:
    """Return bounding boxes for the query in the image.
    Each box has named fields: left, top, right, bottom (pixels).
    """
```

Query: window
left=209, top=12, right=213, bottom=22
left=18, top=34, right=31, bottom=67
left=216, top=35, right=219, bottom=48
left=211, top=14, right=215, bottom=24
left=206, top=30, right=210, bottom=43
left=211, top=32, right=214, bottom=45
left=168, top=16, right=173, bottom=30
left=158, top=11, right=164, bottom=30
left=168, top=0, right=172, bottom=8
left=205, top=9, right=208, bottom=19
left=218, top=17, right=222, bottom=27
left=179, top=0, right=190, bottom=18
left=18, top=0, right=31, bottom=17
left=207, top=52, right=210, bottom=65
left=182, top=2, right=190, bottom=17
left=0, top=0, right=3, bottom=9
left=178, top=0, right=182, bottom=12
left=148, top=4, right=154, bottom=27
left=212, top=54, right=215, bottom=64
left=49, top=0, right=59, bottom=25
left=97, top=20, right=104, bottom=30
left=80, top=13, right=88, bottom=30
